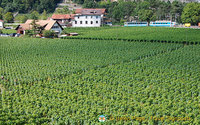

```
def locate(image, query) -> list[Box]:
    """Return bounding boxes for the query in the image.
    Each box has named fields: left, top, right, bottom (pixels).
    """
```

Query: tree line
left=74, top=0, right=200, bottom=25
left=0, top=0, right=60, bottom=13
left=0, top=0, right=199, bottom=25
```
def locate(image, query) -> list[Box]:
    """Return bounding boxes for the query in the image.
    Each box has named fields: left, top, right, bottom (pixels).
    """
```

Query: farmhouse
left=72, top=8, right=106, bottom=27
left=0, top=20, right=4, bottom=29
left=15, top=19, right=63, bottom=35
left=75, top=8, right=106, bottom=16
left=51, top=14, right=75, bottom=27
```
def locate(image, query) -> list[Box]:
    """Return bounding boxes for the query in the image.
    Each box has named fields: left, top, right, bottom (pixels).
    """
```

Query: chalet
left=15, top=20, right=63, bottom=35
left=72, top=8, right=106, bottom=27
left=0, top=20, right=4, bottom=29
left=51, top=14, right=75, bottom=27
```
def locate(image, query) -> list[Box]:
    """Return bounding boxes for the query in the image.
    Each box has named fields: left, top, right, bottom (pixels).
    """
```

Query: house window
left=78, top=16, right=79, bottom=19
left=91, top=21, right=93, bottom=24
left=85, top=21, right=88, bottom=24
left=86, top=16, right=87, bottom=19
left=91, top=16, right=92, bottom=18
left=96, top=21, right=98, bottom=24
left=75, top=21, right=77, bottom=24
left=52, top=26, right=59, bottom=29
left=96, top=16, right=98, bottom=19
left=80, top=21, right=82, bottom=24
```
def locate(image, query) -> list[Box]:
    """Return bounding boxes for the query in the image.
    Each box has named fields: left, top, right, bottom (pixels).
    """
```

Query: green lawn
left=1, top=29, right=16, bottom=34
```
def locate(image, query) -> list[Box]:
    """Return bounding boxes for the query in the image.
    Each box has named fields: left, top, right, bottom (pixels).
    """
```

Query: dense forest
left=0, top=0, right=61, bottom=13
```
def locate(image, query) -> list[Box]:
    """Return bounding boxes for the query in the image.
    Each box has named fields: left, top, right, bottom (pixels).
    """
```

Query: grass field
left=0, top=27, right=200, bottom=124
left=1, top=29, right=16, bottom=34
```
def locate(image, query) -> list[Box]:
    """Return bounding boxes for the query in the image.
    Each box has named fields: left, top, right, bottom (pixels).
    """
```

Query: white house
left=72, top=15, right=102, bottom=27
left=72, top=9, right=105, bottom=27
left=0, top=20, right=4, bottom=29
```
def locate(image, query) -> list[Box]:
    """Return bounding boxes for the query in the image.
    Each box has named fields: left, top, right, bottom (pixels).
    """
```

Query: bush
left=0, top=30, right=3, bottom=34
left=43, top=30, right=57, bottom=38
left=25, top=30, right=34, bottom=37
left=15, top=15, right=28, bottom=23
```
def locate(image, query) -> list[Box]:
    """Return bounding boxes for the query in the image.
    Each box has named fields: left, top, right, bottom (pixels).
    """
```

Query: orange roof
left=16, top=19, right=63, bottom=31
left=0, top=19, right=4, bottom=22
left=51, top=14, right=75, bottom=19
left=75, top=8, right=106, bottom=14
left=25, top=19, right=58, bottom=30
left=20, top=24, right=32, bottom=30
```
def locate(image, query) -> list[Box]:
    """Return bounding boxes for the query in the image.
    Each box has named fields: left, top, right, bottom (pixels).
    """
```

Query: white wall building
left=72, top=9, right=105, bottom=27
left=72, top=15, right=102, bottom=27
left=0, top=20, right=4, bottom=29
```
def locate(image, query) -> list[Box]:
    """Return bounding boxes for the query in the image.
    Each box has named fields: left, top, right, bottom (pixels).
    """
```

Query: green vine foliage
left=0, top=37, right=199, bottom=124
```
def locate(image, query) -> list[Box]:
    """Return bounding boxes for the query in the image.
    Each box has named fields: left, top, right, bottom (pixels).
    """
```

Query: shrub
left=43, top=30, right=56, bottom=38
left=25, top=30, right=34, bottom=37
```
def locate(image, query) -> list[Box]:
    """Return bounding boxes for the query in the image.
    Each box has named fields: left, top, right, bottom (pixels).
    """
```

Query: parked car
left=104, top=22, right=112, bottom=26
left=60, top=34, right=69, bottom=38
left=9, top=33, right=17, bottom=37
left=15, top=33, right=21, bottom=37
left=0, top=33, right=9, bottom=37
left=184, top=23, right=191, bottom=27
left=5, top=27, right=12, bottom=29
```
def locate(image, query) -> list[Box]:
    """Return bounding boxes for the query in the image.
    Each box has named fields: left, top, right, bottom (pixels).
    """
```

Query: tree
left=4, top=12, right=14, bottom=23
left=31, top=20, right=42, bottom=37
left=0, top=7, right=3, bottom=19
left=63, top=6, right=70, bottom=14
left=112, top=1, right=136, bottom=22
left=138, top=9, right=156, bottom=25
left=181, top=3, right=200, bottom=25
left=30, top=11, right=39, bottom=20
left=4, top=3, right=14, bottom=13
left=133, top=1, right=151, bottom=20
left=41, top=10, right=47, bottom=20
left=21, top=15, right=28, bottom=23
left=43, top=30, right=55, bottom=38
left=83, top=0, right=98, bottom=8
left=170, top=1, right=184, bottom=23
left=15, top=15, right=28, bottom=23
left=73, top=0, right=84, bottom=4
left=156, top=1, right=171, bottom=21
left=107, top=2, right=118, bottom=20
left=55, top=6, right=70, bottom=14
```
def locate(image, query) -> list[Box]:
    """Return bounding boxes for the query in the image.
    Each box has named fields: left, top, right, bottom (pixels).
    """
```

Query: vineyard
left=0, top=29, right=200, bottom=124
left=64, top=27, right=200, bottom=44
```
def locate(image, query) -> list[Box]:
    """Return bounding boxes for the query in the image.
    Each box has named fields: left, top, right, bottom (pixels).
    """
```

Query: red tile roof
left=0, top=19, right=4, bottom=22
left=75, top=8, right=106, bottom=14
left=51, top=14, right=75, bottom=19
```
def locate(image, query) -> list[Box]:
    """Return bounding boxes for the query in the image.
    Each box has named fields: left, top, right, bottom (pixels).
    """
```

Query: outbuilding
left=0, top=20, right=4, bottom=29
